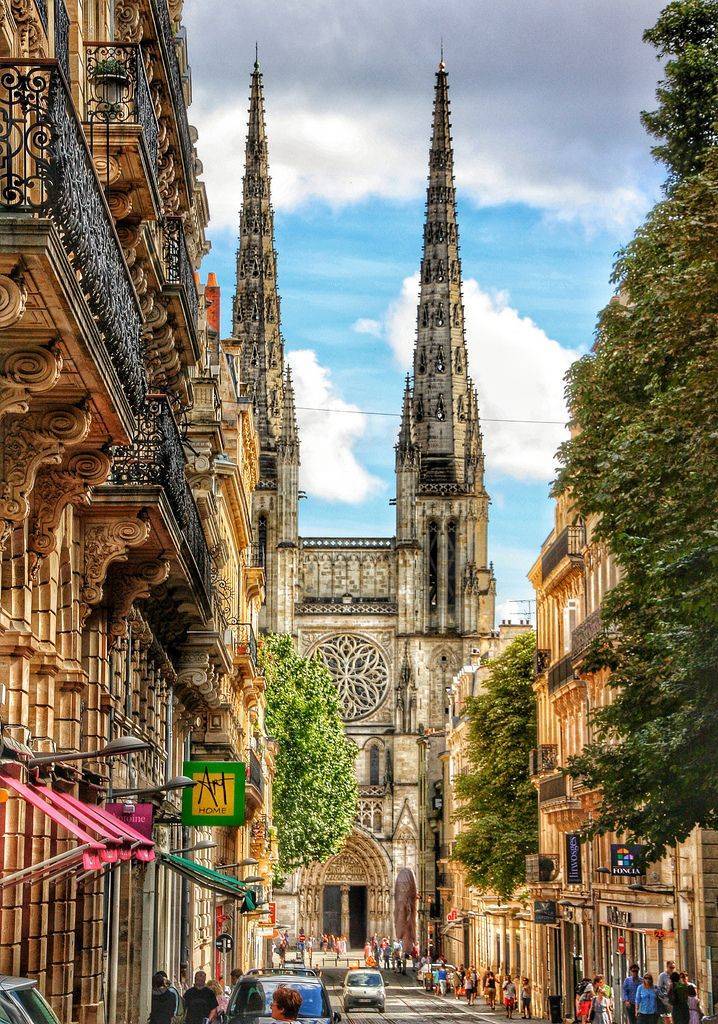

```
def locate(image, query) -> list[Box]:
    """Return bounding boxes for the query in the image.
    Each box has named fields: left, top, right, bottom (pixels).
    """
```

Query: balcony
left=541, top=524, right=585, bottom=582
left=548, top=652, right=578, bottom=693
left=163, top=216, right=199, bottom=361
left=245, top=748, right=264, bottom=819
left=571, top=607, right=603, bottom=660
left=107, top=394, right=212, bottom=612
left=84, top=42, right=160, bottom=219
left=150, top=0, right=195, bottom=199
left=0, top=60, right=146, bottom=422
left=230, top=621, right=262, bottom=689
left=526, top=853, right=559, bottom=883
left=538, top=773, right=568, bottom=804
left=534, top=647, right=551, bottom=676
left=529, top=744, right=558, bottom=778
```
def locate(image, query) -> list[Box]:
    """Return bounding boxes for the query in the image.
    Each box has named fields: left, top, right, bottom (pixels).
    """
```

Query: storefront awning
left=41, top=787, right=155, bottom=862
left=160, top=853, right=252, bottom=902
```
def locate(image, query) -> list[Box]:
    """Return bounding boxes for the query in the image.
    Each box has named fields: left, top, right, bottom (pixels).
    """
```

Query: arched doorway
left=298, top=830, right=392, bottom=947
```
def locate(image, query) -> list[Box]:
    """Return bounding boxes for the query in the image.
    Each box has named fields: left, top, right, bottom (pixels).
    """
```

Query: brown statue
left=393, top=868, right=417, bottom=949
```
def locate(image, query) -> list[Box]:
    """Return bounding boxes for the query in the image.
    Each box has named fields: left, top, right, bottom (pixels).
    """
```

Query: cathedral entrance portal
left=349, top=886, right=367, bottom=949
left=322, top=885, right=341, bottom=936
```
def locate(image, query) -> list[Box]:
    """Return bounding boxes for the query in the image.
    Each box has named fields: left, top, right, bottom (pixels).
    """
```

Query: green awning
left=160, top=853, right=252, bottom=902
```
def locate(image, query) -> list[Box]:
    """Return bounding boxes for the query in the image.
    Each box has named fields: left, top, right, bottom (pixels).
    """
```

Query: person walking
left=156, top=971, right=182, bottom=1023
left=465, top=967, right=476, bottom=1006
left=149, top=973, right=177, bottom=1024
left=592, top=988, right=611, bottom=1024
left=635, top=973, right=660, bottom=1024
left=454, top=965, right=466, bottom=999
left=623, top=965, right=642, bottom=1024
left=183, top=971, right=218, bottom=1024
left=437, top=963, right=448, bottom=996
left=687, top=984, right=703, bottom=1024
left=670, top=972, right=690, bottom=1024
left=503, top=976, right=517, bottom=1020
left=485, top=970, right=497, bottom=1009
left=521, top=977, right=532, bottom=1019
left=207, top=980, right=227, bottom=1022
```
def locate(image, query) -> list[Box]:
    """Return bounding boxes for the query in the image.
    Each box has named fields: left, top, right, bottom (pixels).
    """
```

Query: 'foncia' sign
left=182, top=761, right=246, bottom=826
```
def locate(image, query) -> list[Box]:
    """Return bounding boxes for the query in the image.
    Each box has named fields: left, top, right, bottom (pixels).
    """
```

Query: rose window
left=316, top=634, right=390, bottom=721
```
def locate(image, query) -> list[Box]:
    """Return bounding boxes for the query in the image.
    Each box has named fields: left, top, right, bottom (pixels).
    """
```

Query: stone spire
left=231, top=58, right=286, bottom=482
left=278, top=366, right=299, bottom=464
left=396, top=373, right=419, bottom=469
left=410, top=59, right=477, bottom=486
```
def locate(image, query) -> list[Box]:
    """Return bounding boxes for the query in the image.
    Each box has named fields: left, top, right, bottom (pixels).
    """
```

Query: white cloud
left=385, top=273, right=577, bottom=480
left=286, top=349, right=383, bottom=503
left=352, top=317, right=383, bottom=337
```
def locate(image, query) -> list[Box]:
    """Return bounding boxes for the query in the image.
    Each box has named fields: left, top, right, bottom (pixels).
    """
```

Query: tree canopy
left=555, top=0, right=718, bottom=858
left=452, top=632, right=538, bottom=898
left=261, top=633, right=357, bottom=874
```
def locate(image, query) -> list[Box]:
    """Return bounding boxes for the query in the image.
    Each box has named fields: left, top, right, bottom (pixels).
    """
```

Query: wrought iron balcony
left=248, top=749, right=263, bottom=796
left=529, top=744, right=559, bottom=778
left=229, top=620, right=259, bottom=672
left=541, top=523, right=585, bottom=580
left=55, top=0, right=70, bottom=83
left=525, top=853, right=559, bottom=883
left=548, top=652, right=578, bottom=693
left=571, top=607, right=603, bottom=659
left=0, top=60, right=146, bottom=415
left=163, top=215, right=199, bottom=352
left=538, top=773, right=568, bottom=804
left=150, top=0, right=194, bottom=189
left=85, top=43, right=159, bottom=174
left=534, top=647, right=551, bottom=675
left=108, top=395, right=212, bottom=605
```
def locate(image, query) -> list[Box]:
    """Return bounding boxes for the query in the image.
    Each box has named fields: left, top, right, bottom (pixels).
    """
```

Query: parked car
left=227, top=972, right=340, bottom=1022
left=245, top=966, right=319, bottom=978
left=0, top=977, right=63, bottom=1024
left=342, top=969, right=385, bottom=1013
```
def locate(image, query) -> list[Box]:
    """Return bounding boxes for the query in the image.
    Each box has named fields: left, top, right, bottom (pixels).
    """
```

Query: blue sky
left=185, top=0, right=666, bottom=618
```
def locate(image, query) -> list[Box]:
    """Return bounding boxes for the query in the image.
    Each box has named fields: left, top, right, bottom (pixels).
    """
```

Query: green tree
left=261, top=633, right=357, bottom=874
left=555, top=2, right=718, bottom=858
left=641, top=0, right=718, bottom=184
left=452, top=632, right=537, bottom=898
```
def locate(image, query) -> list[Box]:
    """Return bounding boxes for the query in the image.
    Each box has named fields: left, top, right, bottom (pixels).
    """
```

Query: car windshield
left=0, top=990, right=62, bottom=1024
left=229, top=980, right=330, bottom=1019
left=347, top=974, right=382, bottom=988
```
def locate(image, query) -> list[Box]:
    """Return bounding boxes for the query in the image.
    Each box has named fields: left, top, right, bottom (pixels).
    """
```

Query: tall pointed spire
left=396, top=373, right=419, bottom=468
left=409, top=60, right=476, bottom=487
left=231, top=60, right=287, bottom=482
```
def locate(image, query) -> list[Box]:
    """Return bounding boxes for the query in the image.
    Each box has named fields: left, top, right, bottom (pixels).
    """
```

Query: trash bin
left=548, top=995, right=563, bottom=1024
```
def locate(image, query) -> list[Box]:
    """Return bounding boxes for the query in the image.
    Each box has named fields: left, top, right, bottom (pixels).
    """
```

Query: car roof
left=241, top=974, right=323, bottom=985
left=0, top=977, right=37, bottom=992
left=346, top=968, right=382, bottom=974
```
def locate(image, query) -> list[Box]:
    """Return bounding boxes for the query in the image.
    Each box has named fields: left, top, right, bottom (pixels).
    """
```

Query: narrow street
left=321, top=969, right=546, bottom=1024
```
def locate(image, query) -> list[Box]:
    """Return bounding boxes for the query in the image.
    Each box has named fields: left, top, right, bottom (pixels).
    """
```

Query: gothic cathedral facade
left=228, top=58, right=496, bottom=947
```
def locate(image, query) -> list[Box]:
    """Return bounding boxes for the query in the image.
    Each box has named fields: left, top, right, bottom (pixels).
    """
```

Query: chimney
left=205, top=272, right=220, bottom=336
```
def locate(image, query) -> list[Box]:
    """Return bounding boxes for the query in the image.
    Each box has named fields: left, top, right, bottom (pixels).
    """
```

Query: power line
left=295, top=405, right=565, bottom=425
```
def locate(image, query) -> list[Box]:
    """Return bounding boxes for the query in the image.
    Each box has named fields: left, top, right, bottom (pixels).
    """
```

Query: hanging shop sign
left=268, top=901, right=277, bottom=925
left=534, top=899, right=558, bottom=925
left=106, top=802, right=154, bottom=840
left=566, top=833, right=583, bottom=885
left=182, top=761, right=245, bottom=826
left=610, top=844, right=646, bottom=877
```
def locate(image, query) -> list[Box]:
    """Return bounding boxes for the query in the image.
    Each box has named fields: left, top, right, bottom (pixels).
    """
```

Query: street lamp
left=170, top=840, right=217, bottom=856
left=27, top=735, right=150, bottom=769
left=110, top=775, right=196, bottom=798
left=628, top=882, right=675, bottom=894
left=240, top=875, right=264, bottom=884
left=217, top=858, right=259, bottom=870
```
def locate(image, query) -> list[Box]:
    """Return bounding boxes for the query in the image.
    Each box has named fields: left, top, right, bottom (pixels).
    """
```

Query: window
left=428, top=521, right=438, bottom=614
left=447, top=520, right=457, bottom=614
left=369, top=745, right=380, bottom=785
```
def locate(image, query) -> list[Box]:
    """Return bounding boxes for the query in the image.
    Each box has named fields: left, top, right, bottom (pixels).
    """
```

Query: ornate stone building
left=231, top=59, right=496, bottom=947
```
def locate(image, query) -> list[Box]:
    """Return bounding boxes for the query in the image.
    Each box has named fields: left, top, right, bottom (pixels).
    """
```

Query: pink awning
left=41, top=788, right=155, bottom=863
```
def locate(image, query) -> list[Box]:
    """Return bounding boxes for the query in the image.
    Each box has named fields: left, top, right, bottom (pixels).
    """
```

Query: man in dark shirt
left=183, top=971, right=218, bottom=1024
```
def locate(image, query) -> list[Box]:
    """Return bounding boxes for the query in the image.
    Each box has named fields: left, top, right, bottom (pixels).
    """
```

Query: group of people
left=479, top=971, right=532, bottom=1018
left=621, top=961, right=704, bottom=1024
left=364, top=935, right=420, bottom=972
left=149, top=968, right=244, bottom=1024
left=319, top=932, right=348, bottom=954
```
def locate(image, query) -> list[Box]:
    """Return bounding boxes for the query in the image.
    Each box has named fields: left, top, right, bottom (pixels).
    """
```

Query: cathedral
left=227, top=57, right=496, bottom=947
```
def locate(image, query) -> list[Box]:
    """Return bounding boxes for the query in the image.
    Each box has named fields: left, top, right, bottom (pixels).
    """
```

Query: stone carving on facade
left=10, top=0, right=45, bottom=58
left=0, top=405, right=91, bottom=543
left=312, top=633, right=390, bottom=722
left=0, top=342, right=62, bottom=420
left=28, top=449, right=111, bottom=572
left=0, top=271, right=27, bottom=328
left=109, top=559, right=171, bottom=638
left=176, top=649, right=220, bottom=708
left=114, top=0, right=142, bottom=42
left=80, top=514, right=151, bottom=622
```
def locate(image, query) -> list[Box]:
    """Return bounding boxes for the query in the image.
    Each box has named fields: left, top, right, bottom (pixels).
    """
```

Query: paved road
left=321, top=968, right=543, bottom=1024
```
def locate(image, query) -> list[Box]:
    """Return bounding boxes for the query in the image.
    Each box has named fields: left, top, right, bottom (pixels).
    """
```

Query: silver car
left=0, top=977, right=63, bottom=1024
left=342, top=969, right=385, bottom=1013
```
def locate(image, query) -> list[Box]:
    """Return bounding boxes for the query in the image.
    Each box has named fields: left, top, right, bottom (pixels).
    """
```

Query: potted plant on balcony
left=90, top=57, right=130, bottom=108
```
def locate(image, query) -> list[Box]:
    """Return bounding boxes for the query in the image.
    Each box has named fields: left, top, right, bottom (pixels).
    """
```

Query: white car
left=342, top=969, right=386, bottom=1013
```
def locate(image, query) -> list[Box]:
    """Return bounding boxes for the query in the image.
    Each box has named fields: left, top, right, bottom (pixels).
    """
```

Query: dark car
left=0, top=977, right=63, bottom=1024
left=228, top=973, right=340, bottom=1023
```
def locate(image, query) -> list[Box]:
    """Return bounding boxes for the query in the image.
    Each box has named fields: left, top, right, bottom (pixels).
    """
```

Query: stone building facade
left=0, top=3, right=274, bottom=1022
left=230, top=59, right=496, bottom=947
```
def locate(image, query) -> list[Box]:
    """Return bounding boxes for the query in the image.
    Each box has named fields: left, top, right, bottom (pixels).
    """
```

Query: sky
left=183, top=0, right=666, bottom=620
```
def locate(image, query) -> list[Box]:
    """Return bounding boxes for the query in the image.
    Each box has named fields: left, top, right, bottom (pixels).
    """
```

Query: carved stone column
left=341, top=884, right=350, bottom=938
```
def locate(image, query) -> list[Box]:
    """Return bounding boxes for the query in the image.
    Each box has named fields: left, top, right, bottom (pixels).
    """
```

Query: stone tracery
left=314, top=632, right=390, bottom=721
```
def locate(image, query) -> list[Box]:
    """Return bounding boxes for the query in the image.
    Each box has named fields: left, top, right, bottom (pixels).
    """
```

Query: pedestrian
left=623, top=965, right=642, bottom=1024
left=297, top=928, right=306, bottom=961
left=465, top=966, right=477, bottom=1006
left=593, top=977, right=613, bottom=1024
left=687, top=984, right=703, bottom=1024
left=454, top=965, right=466, bottom=999
left=592, top=988, right=611, bottom=1024
left=521, top=977, right=532, bottom=1019
left=578, top=980, right=595, bottom=1024
left=183, top=971, right=218, bottom=1024
left=437, top=963, right=448, bottom=996
left=635, top=973, right=660, bottom=1024
left=270, top=986, right=303, bottom=1021
left=670, top=972, right=690, bottom=1024
left=230, top=968, right=242, bottom=988
left=485, top=969, right=497, bottom=1009
left=503, top=976, right=517, bottom=1020
left=149, top=972, right=177, bottom=1024
left=383, top=941, right=391, bottom=971
left=156, top=971, right=183, bottom=1023
left=207, top=980, right=227, bottom=1022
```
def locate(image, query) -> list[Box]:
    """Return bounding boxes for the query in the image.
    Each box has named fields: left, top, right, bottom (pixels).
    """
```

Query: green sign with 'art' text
left=182, top=761, right=245, bottom=826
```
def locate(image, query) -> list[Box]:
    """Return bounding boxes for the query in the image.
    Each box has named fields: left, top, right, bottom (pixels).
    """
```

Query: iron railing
left=548, top=652, right=577, bottom=693
left=248, top=749, right=263, bottom=795
left=55, top=0, right=70, bottom=82
left=35, top=0, right=48, bottom=32
left=163, top=215, right=199, bottom=334
left=528, top=744, right=559, bottom=778
left=150, top=0, right=194, bottom=187
left=539, top=774, right=568, bottom=803
left=571, top=607, right=603, bottom=658
left=541, top=523, right=585, bottom=579
left=108, top=395, right=212, bottom=605
left=85, top=43, right=159, bottom=173
left=0, top=60, right=146, bottom=414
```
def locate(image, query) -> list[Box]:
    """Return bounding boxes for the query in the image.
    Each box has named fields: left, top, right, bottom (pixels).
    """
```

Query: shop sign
left=182, top=761, right=245, bottom=826
left=534, top=899, right=558, bottom=925
left=268, top=901, right=276, bottom=925
left=606, top=905, right=633, bottom=927
left=610, top=843, right=646, bottom=877
left=566, top=833, right=582, bottom=885
left=447, top=908, right=459, bottom=922
left=106, top=802, right=154, bottom=839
